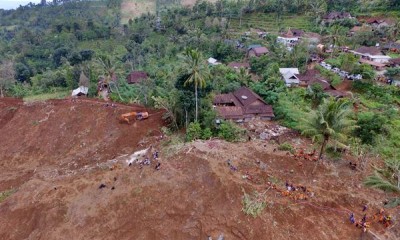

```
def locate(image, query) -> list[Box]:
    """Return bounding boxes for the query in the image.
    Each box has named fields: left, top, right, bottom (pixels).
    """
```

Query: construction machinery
left=120, top=111, right=149, bottom=124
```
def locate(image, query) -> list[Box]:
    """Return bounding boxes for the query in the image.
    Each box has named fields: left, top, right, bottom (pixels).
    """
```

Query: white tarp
left=71, top=86, right=89, bottom=96
left=207, top=57, right=220, bottom=65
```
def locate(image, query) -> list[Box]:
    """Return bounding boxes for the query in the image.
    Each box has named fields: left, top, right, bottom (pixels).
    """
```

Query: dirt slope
left=0, top=98, right=398, bottom=240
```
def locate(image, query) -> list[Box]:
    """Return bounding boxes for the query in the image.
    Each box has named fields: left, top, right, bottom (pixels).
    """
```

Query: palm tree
left=238, top=67, right=252, bottom=86
left=299, top=98, right=356, bottom=165
left=181, top=48, right=210, bottom=122
left=365, top=157, right=400, bottom=193
left=328, top=25, right=345, bottom=58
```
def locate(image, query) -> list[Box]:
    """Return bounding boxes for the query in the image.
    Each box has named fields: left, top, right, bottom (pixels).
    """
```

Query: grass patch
left=242, top=188, right=267, bottom=218
left=23, top=90, right=70, bottom=102
left=0, top=189, right=16, bottom=203
left=278, top=142, right=294, bottom=153
left=388, top=53, right=400, bottom=59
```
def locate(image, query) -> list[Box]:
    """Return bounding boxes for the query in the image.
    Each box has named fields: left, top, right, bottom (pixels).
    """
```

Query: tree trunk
left=313, top=137, right=328, bottom=174
left=185, top=109, right=188, bottom=129
left=0, top=87, right=3, bottom=98
left=195, top=84, right=198, bottom=122
left=318, top=137, right=328, bottom=161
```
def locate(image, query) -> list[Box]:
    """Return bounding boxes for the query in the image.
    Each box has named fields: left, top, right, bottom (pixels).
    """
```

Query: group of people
left=227, top=159, right=238, bottom=171
left=265, top=181, right=314, bottom=201
left=133, top=150, right=161, bottom=170
left=349, top=205, right=370, bottom=232
left=349, top=206, right=393, bottom=233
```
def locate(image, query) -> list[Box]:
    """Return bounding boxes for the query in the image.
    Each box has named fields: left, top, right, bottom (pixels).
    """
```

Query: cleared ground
left=121, top=0, right=218, bottom=23
left=0, top=98, right=398, bottom=239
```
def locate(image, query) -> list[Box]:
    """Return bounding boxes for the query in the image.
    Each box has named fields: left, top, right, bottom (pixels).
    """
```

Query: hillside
left=121, top=0, right=218, bottom=23
left=0, top=98, right=399, bottom=239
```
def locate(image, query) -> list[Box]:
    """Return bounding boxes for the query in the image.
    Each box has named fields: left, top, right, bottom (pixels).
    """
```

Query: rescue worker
left=350, top=213, right=355, bottom=224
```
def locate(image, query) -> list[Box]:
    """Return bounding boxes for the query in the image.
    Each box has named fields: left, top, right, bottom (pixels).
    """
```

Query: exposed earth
left=0, top=98, right=399, bottom=240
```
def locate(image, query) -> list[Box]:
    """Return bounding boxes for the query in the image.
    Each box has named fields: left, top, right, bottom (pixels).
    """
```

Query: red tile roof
left=249, top=47, right=269, bottom=56
left=215, top=106, right=244, bottom=119
left=126, top=71, right=148, bottom=84
left=354, top=46, right=383, bottom=56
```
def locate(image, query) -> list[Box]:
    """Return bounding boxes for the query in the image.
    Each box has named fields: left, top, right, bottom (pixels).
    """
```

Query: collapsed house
left=213, top=87, right=274, bottom=122
left=322, top=12, right=353, bottom=24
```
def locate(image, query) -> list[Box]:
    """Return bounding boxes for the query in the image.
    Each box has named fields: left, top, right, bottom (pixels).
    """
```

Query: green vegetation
left=299, top=98, right=356, bottom=162
left=0, top=189, right=16, bottom=203
left=242, top=189, right=267, bottom=218
left=277, top=142, right=294, bottom=152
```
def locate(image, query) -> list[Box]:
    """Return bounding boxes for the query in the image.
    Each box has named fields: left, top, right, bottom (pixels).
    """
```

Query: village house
left=322, top=12, right=352, bottom=24
left=247, top=45, right=269, bottom=57
left=382, top=42, right=400, bottom=54
left=213, top=87, right=274, bottom=122
left=295, top=69, right=324, bottom=87
left=126, top=71, right=148, bottom=84
left=348, top=25, right=372, bottom=36
left=295, top=69, right=347, bottom=98
left=350, top=46, right=391, bottom=64
left=279, top=68, right=299, bottom=87
left=277, top=29, right=303, bottom=49
left=365, top=17, right=396, bottom=29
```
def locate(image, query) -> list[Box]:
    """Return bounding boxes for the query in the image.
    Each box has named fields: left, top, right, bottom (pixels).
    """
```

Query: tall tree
left=299, top=98, right=356, bottom=167
left=0, top=61, right=15, bottom=97
left=328, top=25, right=346, bottom=58
left=181, top=48, right=210, bottom=122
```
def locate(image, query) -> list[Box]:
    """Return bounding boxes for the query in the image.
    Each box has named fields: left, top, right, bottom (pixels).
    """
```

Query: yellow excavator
left=119, top=111, right=149, bottom=124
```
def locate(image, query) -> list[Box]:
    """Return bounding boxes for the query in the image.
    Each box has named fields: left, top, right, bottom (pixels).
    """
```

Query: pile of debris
left=259, top=125, right=290, bottom=141
left=245, top=119, right=291, bottom=141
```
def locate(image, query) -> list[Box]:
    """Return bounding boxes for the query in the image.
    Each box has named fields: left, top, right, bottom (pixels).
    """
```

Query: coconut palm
left=299, top=98, right=356, bottom=165
left=238, top=67, right=252, bottom=86
left=181, top=48, right=210, bottom=122
left=327, top=25, right=346, bottom=57
left=365, top=157, right=400, bottom=193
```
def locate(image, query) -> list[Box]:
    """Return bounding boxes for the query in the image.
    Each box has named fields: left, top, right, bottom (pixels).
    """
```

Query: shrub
left=0, top=189, right=16, bottom=203
left=201, top=127, right=213, bottom=140
left=217, top=121, right=243, bottom=142
left=278, top=142, right=294, bottom=152
left=354, top=112, right=388, bottom=144
left=186, top=122, right=202, bottom=141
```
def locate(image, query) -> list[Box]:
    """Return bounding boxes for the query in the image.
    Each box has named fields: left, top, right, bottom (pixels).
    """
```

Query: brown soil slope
left=0, top=98, right=398, bottom=240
